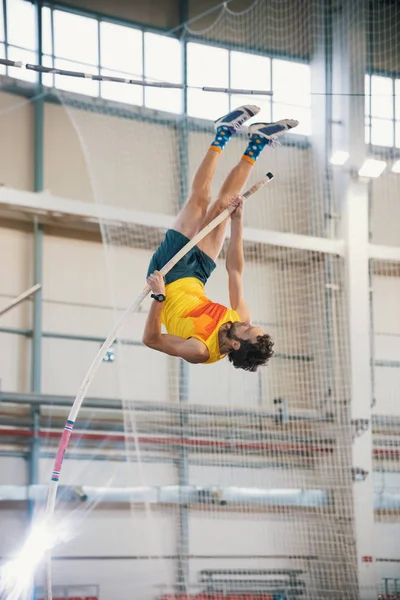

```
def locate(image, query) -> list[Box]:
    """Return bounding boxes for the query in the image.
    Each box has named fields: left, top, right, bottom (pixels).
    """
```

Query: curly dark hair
left=227, top=334, right=274, bottom=372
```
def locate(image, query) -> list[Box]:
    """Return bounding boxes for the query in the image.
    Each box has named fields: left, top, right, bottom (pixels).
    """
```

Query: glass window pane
left=365, top=118, right=371, bottom=144
left=273, top=103, right=311, bottom=135
left=42, top=6, right=52, bottom=55
left=7, top=46, right=37, bottom=82
left=187, top=88, right=229, bottom=120
left=53, top=10, right=98, bottom=65
left=7, top=0, right=36, bottom=50
left=42, top=54, right=54, bottom=88
left=0, top=1, right=4, bottom=41
left=187, top=42, right=229, bottom=88
left=230, top=93, right=271, bottom=122
left=371, top=75, right=393, bottom=119
left=370, top=117, right=394, bottom=147
left=145, top=87, right=182, bottom=114
left=273, top=59, right=311, bottom=107
left=144, top=32, right=182, bottom=84
left=100, top=22, right=142, bottom=76
left=0, top=43, right=5, bottom=74
left=100, top=68, right=143, bottom=106
left=54, top=58, right=99, bottom=97
left=395, top=79, right=400, bottom=121
left=395, top=121, right=400, bottom=148
left=230, top=51, right=270, bottom=93
left=365, top=74, right=371, bottom=116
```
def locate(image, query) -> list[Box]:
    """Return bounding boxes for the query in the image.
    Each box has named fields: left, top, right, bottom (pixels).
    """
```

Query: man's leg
left=171, top=105, right=259, bottom=239
left=197, top=118, right=299, bottom=261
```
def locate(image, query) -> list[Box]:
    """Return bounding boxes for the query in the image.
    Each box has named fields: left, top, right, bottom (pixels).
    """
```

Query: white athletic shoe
left=249, top=119, right=299, bottom=140
left=214, top=105, right=260, bottom=132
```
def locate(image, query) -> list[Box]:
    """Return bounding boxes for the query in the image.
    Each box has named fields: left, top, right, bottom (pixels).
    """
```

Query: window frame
left=186, top=38, right=311, bottom=131
left=365, top=72, right=400, bottom=150
left=1, top=0, right=314, bottom=137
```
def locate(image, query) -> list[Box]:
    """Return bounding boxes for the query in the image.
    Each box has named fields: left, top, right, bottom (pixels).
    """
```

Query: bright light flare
left=392, top=160, right=400, bottom=173
left=358, top=158, right=386, bottom=178
left=0, top=518, right=70, bottom=600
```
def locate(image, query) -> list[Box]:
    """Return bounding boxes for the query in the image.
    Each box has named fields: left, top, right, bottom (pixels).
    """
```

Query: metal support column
left=333, top=2, right=376, bottom=596
left=31, top=0, right=44, bottom=395
left=177, top=360, right=190, bottom=593
left=27, top=9, right=45, bottom=600
left=178, top=0, right=189, bottom=209
left=31, top=219, right=43, bottom=394
left=311, top=0, right=334, bottom=400
left=176, top=1, right=190, bottom=593
left=29, top=409, right=40, bottom=490
left=310, top=4, right=358, bottom=595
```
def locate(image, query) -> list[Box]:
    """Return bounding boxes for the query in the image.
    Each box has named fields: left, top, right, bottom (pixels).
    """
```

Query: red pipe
left=1, top=426, right=398, bottom=457
left=0, top=426, right=333, bottom=454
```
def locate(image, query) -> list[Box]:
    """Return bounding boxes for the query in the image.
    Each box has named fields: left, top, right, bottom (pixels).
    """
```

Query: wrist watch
left=151, top=293, right=166, bottom=302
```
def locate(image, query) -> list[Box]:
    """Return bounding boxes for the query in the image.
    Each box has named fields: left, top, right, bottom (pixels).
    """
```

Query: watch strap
left=151, top=293, right=166, bottom=302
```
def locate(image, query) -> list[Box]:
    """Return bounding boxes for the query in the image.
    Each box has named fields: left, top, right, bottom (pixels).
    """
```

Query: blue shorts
left=147, top=229, right=217, bottom=285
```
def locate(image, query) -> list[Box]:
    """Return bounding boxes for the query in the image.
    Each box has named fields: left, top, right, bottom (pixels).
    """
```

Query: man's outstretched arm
left=142, top=271, right=209, bottom=363
left=226, top=197, right=251, bottom=322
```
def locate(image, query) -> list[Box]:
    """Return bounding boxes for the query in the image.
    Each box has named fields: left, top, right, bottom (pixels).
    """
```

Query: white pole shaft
left=44, top=173, right=273, bottom=599
left=0, top=283, right=42, bottom=317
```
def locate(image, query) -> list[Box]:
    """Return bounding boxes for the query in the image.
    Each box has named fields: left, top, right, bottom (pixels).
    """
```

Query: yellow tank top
left=162, top=277, right=241, bottom=364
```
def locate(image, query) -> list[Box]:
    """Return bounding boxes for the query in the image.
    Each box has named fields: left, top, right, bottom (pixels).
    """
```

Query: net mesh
left=12, top=0, right=398, bottom=599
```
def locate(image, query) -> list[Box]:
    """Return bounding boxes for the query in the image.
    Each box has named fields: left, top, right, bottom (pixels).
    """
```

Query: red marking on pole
left=362, top=556, right=373, bottom=562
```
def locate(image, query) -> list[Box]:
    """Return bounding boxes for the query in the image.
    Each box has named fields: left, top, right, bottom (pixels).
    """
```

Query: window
left=396, top=79, right=400, bottom=149
left=396, top=79, right=400, bottom=119
left=41, top=6, right=54, bottom=87
left=54, top=58, right=99, bottom=96
left=272, top=59, right=311, bottom=135
left=144, top=32, right=182, bottom=114
left=7, top=0, right=36, bottom=49
left=187, top=44, right=310, bottom=134
left=53, top=10, right=98, bottom=65
left=0, top=0, right=4, bottom=41
left=8, top=46, right=37, bottom=82
left=5, top=0, right=37, bottom=81
left=370, top=117, right=394, bottom=147
left=0, top=43, right=5, bottom=75
left=370, top=76, right=394, bottom=146
left=230, top=51, right=271, bottom=121
left=365, top=74, right=371, bottom=117
left=42, top=6, right=53, bottom=55
left=100, top=67, right=144, bottom=106
left=100, top=21, right=142, bottom=75
left=0, top=2, right=315, bottom=135
left=100, top=21, right=143, bottom=106
left=187, top=43, right=229, bottom=119
left=365, top=74, right=398, bottom=148
left=371, top=75, right=393, bottom=118
left=52, top=10, right=99, bottom=95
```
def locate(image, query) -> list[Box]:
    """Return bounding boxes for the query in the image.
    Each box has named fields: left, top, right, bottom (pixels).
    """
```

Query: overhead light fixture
left=392, top=160, right=400, bottom=173
left=358, top=158, right=386, bottom=178
left=330, top=150, right=349, bottom=165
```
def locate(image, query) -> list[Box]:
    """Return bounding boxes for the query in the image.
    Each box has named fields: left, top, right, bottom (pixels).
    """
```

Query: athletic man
left=143, top=106, right=298, bottom=371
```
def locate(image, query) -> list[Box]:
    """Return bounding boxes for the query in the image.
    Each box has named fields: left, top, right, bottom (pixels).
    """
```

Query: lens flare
left=0, top=517, right=70, bottom=600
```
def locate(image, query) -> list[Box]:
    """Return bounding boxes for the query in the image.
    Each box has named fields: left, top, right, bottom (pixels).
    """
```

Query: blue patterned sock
left=210, top=125, right=236, bottom=154
left=242, top=134, right=271, bottom=165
